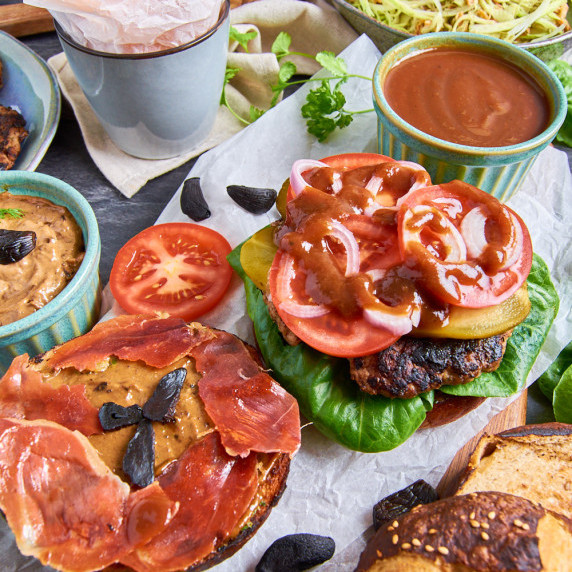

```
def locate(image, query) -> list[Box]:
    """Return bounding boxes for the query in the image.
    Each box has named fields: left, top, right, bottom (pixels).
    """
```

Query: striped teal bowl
left=0, top=172, right=101, bottom=373
left=373, top=33, right=567, bottom=202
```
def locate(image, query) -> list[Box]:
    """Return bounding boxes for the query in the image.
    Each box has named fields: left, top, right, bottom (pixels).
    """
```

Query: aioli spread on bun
left=230, top=153, right=559, bottom=452
left=0, top=315, right=301, bottom=572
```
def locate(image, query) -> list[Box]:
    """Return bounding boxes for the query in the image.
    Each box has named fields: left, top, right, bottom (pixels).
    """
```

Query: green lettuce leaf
left=442, top=255, right=559, bottom=397
left=538, top=340, right=572, bottom=401
left=229, top=248, right=558, bottom=451
left=554, top=364, right=572, bottom=423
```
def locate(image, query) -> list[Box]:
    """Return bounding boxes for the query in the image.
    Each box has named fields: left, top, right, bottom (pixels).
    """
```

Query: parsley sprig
left=0, top=208, right=24, bottom=220
left=222, top=29, right=373, bottom=141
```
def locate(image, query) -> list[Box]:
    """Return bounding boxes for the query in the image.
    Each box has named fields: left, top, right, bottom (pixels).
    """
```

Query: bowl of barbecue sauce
left=373, top=32, right=566, bottom=201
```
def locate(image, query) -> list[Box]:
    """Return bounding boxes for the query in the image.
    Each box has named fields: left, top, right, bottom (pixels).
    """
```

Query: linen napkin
left=47, top=0, right=358, bottom=197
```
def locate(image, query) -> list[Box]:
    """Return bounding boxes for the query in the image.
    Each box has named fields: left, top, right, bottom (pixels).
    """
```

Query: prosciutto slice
left=45, top=315, right=214, bottom=371
left=193, top=330, right=301, bottom=458
left=0, top=418, right=178, bottom=572
left=121, top=432, right=259, bottom=572
left=0, top=355, right=101, bottom=435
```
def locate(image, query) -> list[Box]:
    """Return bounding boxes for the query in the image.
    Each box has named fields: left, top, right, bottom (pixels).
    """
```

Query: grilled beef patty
left=265, top=294, right=511, bottom=399
left=350, top=332, right=511, bottom=399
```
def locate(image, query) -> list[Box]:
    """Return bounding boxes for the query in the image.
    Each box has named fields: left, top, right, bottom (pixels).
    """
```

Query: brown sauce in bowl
left=383, top=47, right=550, bottom=148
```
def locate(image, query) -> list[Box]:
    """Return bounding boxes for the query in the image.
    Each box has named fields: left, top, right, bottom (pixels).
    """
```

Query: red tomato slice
left=286, top=153, right=396, bottom=202
left=110, top=223, right=233, bottom=321
left=398, top=181, right=532, bottom=308
left=269, top=250, right=401, bottom=358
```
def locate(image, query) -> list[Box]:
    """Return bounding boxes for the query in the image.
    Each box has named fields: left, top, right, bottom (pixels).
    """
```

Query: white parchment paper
left=1, top=34, right=570, bottom=572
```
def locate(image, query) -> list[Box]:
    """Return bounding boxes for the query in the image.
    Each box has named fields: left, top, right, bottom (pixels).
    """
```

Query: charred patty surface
left=349, top=332, right=511, bottom=399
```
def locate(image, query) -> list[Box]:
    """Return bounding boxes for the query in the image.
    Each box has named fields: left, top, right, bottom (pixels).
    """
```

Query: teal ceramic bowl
left=373, top=33, right=567, bottom=201
left=0, top=172, right=101, bottom=373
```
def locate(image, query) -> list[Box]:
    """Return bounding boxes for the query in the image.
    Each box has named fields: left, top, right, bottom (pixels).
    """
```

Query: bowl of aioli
left=372, top=32, right=567, bottom=201
left=0, top=171, right=101, bottom=373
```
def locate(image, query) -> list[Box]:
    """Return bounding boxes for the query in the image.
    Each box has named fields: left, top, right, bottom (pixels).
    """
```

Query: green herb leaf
left=249, top=106, right=264, bottom=122
left=220, top=67, right=241, bottom=106
left=271, top=32, right=292, bottom=60
left=0, top=208, right=24, bottom=220
left=442, top=255, right=559, bottom=397
left=315, top=51, right=347, bottom=77
left=229, top=26, right=258, bottom=52
left=278, top=61, right=297, bottom=84
left=301, top=79, right=353, bottom=142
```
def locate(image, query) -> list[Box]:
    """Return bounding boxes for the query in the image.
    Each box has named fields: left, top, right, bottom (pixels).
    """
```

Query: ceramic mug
left=56, top=0, right=230, bottom=160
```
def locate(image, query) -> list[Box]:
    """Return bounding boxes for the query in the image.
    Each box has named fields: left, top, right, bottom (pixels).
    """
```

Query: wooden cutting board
left=0, top=4, right=54, bottom=38
left=437, top=389, right=528, bottom=498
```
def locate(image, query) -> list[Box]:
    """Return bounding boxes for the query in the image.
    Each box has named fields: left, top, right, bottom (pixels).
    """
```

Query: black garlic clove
left=123, top=419, right=155, bottom=488
left=255, top=533, right=335, bottom=572
left=99, top=402, right=143, bottom=431
left=143, top=368, right=186, bottom=422
left=372, top=479, right=439, bottom=530
left=227, top=185, right=277, bottom=215
left=0, top=229, right=36, bottom=264
left=180, top=177, right=211, bottom=221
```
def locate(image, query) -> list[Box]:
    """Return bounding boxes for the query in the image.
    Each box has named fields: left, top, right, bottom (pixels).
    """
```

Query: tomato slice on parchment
left=110, top=223, right=233, bottom=321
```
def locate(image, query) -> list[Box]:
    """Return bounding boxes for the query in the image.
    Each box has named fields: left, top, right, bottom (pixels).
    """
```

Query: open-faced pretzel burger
left=0, top=314, right=301, bottom=572
left=230, top=153, right=559, bottom=452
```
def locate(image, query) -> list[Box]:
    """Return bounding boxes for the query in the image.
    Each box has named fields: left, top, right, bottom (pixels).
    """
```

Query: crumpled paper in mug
left=24, top=0, right=224, bottom=53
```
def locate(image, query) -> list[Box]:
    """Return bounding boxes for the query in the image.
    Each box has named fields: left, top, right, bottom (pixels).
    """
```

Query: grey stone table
left=21, top=31, right=563, bottom=425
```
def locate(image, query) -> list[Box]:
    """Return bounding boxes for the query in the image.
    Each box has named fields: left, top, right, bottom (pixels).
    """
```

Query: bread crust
left=454, top=423, right=572, bottom=520
left=356, top=491, right=572, bottom=572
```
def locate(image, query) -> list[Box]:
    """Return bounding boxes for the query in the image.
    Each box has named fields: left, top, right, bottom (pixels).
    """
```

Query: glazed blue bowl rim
left=0, top=171, right=100, bottom=343
left=54, top=0, right=230, bottom=60
left=373, top=32, right=568, bottom=158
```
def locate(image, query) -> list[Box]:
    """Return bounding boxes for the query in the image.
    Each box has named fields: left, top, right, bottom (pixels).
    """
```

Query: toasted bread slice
left=454, top=422, right=572, bottom=519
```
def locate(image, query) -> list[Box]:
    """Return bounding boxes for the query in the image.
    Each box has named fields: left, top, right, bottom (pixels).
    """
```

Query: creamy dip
left=0, top=192, right=84, bottom=326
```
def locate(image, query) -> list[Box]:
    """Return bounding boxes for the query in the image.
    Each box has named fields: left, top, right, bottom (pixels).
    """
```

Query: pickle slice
left=240, top=225, right=277, bottom=291
left=412, top=284, right=531, bottom=339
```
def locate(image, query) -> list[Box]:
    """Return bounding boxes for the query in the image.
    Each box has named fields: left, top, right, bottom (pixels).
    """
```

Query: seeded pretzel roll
left=455, top=423, right=572, bottom=520
left=356, top=491, right=572, bottom=571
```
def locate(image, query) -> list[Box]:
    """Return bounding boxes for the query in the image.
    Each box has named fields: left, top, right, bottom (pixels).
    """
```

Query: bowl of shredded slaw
left=332, top=0, right=572, bottom=54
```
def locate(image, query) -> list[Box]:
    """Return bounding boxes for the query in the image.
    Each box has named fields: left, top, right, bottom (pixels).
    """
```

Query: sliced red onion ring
left=432, top=197, right=463, bottom=219
left=404, top=206, right=467, bottom=262
left=460, top=206, right=488, bottom=259
left=363, top=306, right=414, bottom=336
left=498, top=210, right=524, bottom=271
left=328, top=220, right=360, bottom=276
left=394, top=161, right=432, bottom=206
left=290, top=159, right=329, bottom=197
left=365, top=175, right=383, bottom=194
left=366, top=268, right=387, bottom=283
left=279, top=299, right=330, bottom=318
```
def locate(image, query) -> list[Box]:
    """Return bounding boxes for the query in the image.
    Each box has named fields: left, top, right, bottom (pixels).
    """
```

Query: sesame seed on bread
left=356, top=491, right=572, bottom=572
